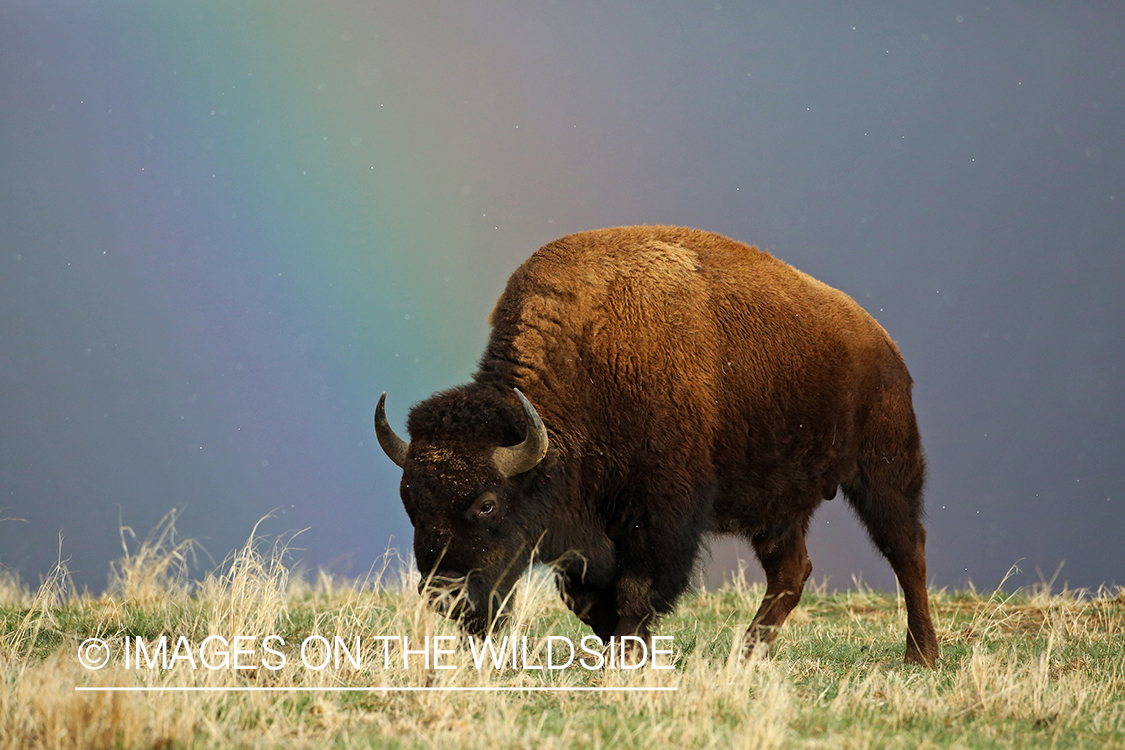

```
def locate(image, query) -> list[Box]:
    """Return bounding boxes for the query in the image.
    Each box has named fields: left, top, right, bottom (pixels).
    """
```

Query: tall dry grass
left=1, top=516, right=1122, bottom=749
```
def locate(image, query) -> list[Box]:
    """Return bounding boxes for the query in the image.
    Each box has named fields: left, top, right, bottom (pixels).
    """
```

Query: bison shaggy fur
left=375, top=225, right=939, bottom=667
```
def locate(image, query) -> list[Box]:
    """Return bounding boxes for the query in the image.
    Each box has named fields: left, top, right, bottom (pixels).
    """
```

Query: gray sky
left=1, top=2, right=1122, bottom=594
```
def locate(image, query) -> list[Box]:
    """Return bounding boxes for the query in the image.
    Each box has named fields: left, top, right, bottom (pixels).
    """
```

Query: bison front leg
left=744, top=517, right=813, bottom=659
left=560, top=576, right=620, bottom=642
left=612, top=574, right=656, bottom=641
left=561, top=574, right=660, bottom=642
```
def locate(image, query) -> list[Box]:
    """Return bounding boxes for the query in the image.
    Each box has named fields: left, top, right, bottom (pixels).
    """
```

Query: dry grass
left=1, top=519, right=1122, bottom=749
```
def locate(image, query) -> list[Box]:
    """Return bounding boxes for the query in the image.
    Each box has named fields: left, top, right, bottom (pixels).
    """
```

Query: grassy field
left=2, top=518, right=1123, bottom=749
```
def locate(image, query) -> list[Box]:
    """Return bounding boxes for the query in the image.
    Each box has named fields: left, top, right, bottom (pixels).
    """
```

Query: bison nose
left=417, top=572, right=463, bottom=599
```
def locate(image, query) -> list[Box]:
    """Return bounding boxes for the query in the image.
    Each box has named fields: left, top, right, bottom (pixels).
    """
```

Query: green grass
left=2, top=517, right=1123, bottom=749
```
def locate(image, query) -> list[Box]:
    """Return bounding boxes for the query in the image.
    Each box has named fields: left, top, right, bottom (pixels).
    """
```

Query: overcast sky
left=1, top=2, right=1122, bottom=594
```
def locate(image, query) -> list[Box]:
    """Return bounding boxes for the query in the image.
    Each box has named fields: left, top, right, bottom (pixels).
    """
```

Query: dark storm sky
left=1, top=2, right=1122, bottom=593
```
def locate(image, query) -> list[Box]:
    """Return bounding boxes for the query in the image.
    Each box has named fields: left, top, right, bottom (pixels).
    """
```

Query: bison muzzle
left=375, top=226, right=940, bottom=667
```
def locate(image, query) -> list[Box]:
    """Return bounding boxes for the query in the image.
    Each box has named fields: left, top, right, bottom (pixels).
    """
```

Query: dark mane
left=406, top=386, right=526, bottom=446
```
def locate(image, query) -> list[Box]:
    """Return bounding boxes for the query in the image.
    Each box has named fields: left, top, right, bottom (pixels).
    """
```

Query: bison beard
left=375, top=226, right=940, bottom=667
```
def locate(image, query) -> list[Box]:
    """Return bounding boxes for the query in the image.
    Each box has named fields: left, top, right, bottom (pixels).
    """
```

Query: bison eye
left=472, top=491, right=499, bottom=520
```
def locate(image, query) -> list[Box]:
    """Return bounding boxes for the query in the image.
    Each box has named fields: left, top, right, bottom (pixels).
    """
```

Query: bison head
left=374, top=387, right=549, bottom=635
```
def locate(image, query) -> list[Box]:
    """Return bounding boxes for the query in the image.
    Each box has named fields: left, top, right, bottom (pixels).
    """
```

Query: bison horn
left=374, top=392, right=409, bottom=468
left=493, top=389, right=549, bottom=477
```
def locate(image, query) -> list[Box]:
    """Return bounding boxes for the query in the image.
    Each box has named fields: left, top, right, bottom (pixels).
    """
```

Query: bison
left=375, top=225, right=939, bottom=667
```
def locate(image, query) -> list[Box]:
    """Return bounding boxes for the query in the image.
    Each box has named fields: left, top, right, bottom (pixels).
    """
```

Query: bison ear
left=374, top=392, right=409, bottom=468
left=492, top=389, right=549, bottom=477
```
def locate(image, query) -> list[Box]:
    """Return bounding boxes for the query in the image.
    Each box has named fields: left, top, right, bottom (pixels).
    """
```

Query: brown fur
left=388, top=226, right=939, bottom=667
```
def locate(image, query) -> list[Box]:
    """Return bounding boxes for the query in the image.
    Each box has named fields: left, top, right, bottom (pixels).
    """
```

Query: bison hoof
left=599, top=636, right=650, bottom=669
left=904, top=647, right=939, bottom=669
left=740, top=637, right=773, bottom=663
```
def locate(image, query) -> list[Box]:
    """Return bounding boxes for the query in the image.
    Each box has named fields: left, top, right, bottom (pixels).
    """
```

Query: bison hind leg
left=843, top=428, right=939, bottom=667
left=742, top=514, right=814, bottom=659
